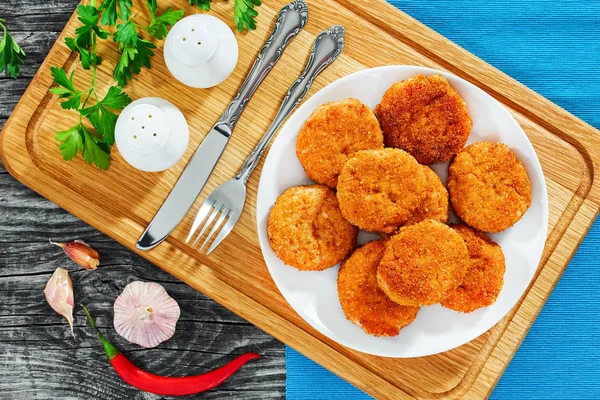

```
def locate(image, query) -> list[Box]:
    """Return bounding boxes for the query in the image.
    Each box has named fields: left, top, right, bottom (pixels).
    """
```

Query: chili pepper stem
left=81, top=304, right=120, bottom=360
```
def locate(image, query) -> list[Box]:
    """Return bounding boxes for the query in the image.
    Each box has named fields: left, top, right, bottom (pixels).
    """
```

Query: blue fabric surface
left=286, top=1, right=600, bottom=399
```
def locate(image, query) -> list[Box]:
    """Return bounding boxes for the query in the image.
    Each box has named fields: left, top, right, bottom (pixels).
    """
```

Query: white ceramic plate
left=256, top=66, right=548, bottom=358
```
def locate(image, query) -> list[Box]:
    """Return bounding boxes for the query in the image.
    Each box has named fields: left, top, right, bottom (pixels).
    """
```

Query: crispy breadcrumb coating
left=297, top=98, right=384, bottom=188
left=441, top=224, right=506, bottom=313
left=448, top=141, right=532, bottom=233
left=375, top=74, right=472, bottom=164
left=338, top=240, right=420, bottom=336
left=377, top=220, right=469, bottom=306
left=268, top=185, right=357, bottom=271
left=405, top=165, right=449, bottom=226
left=337, top=148, right=427, bottom=234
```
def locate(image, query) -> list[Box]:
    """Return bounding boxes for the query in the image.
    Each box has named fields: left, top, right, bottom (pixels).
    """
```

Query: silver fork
left=186, top=25, right=346, bottom=254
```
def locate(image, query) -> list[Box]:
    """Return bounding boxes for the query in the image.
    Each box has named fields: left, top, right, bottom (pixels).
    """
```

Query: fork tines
left=186, top=200, right=233, bottom=253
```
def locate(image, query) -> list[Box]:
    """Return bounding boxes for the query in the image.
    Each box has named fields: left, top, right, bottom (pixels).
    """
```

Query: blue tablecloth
left=286, top=1, right=600, bottom=398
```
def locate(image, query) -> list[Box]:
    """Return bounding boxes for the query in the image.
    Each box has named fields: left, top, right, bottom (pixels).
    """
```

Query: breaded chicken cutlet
left=375, top=74, right=472, bottom=164
left=296, top=98, right=384, bottom=188
left=448, top=141, right=532, bottom=233
left=337, top=148, right=426, bottom=234
left=268, top=185, right=357, bottom=271
left=405, top=165, right=449, bottom=226
left=376, top=219, right=469, bottom=306
left=441, top=224, right=506, bottom=313
left=338, top=240, right=420, bottom=336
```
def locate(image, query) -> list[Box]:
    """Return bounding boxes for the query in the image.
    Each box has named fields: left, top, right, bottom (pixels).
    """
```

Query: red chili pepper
left=81, top=305, right=260, bottom=396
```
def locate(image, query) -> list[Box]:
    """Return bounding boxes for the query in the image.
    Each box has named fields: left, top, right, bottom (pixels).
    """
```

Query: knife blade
left=137, top=0, right=309, bottom=250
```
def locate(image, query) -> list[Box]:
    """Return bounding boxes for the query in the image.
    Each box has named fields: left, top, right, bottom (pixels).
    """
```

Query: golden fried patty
left=377, top=219, right=469, bottom=306
left=337, top=148, right=426, bottom=234
left=441, top=224, right=506, bottom=313
left=375, top=74, right=472, bottom=164
left=405, top=166, right=449, bottom=226
left=296, top=98, right=384, bottom=188
left=338, top=241, right=420, bottom=337
left=448, top=141, right=532, bottom=233
left=268, top=185, right=357, bottom=271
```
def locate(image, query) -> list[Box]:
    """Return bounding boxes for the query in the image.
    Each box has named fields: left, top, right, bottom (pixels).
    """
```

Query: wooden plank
left=0, top=171, right=286, bottom=399
left=1, top=0, right=599, bottom=398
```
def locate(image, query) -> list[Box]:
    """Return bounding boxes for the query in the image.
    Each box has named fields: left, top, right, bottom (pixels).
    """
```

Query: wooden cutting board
left=2, top=0, right=599, bottom=398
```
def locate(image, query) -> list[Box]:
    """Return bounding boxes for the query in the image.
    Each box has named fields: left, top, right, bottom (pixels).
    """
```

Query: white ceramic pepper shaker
left=163, top=14, right=239, bottom=88
left=115, top=97, right=189, bottom=172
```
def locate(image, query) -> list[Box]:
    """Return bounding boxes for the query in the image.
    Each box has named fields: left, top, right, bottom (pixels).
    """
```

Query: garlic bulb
left=113, top=281, right=180, bottom=348
left=44, top=267, right=75, bottom=337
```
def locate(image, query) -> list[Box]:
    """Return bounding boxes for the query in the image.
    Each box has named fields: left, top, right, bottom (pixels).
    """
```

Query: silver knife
left=137, top=0, right=309, bottom=250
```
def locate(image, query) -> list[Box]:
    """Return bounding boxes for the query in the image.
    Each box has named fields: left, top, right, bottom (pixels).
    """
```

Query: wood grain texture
left=0, top=1, right=285, bottom=399
left=2, top=0, right=600, bottom=399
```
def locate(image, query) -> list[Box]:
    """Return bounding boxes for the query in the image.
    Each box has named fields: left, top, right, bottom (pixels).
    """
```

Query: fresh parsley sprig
left=65, top=5, right=109, bottom=70
left=50, top=2, right=133, bottom=169
left=111, top=0, right=184, bottom=86
left=50, top=0, right=183, bottom=169
left=49, top=69, right=133, bottom=169
left=112, top=20, right=157, bottom=87
left=49, top=61, right=132, bottom=169
left=188, top=0, right=262, bottom=32
left=0, top=18, right=26, bottom=78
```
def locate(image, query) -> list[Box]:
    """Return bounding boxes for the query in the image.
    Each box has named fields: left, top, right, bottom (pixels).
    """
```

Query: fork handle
left=236, top=25, right=346, bottom=183
left=217, top=0, right=308, bottom=129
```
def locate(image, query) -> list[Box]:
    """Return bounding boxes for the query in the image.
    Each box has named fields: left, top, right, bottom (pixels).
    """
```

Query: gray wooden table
left=0, top=1, right=285, bottom=398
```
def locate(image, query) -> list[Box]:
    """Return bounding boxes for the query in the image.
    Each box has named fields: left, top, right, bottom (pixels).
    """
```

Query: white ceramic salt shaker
left=115, top=97, right=189, bottom=172
left=164, top=14, right=238, bottom=88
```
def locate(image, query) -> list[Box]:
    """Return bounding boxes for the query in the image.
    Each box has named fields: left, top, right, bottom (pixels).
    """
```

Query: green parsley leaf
left=77, top=4, right=101, bottom=27
left=80, top=124, right=111, bottom=170
left=49, top=67, right=82, bottom=110
left=113, top=19, right=137, bottom=46
left=55, top=124, right=84, bottom=161
left=100, top=85, right=133, bottom=109
left=81, top=86, right=132, bottom=145
left=50, top=66, right=76, bottom=91
left=65, top=5, right=108, bottom=70
left=0, top=19, right=26, bottom=78
left=99, top=0, right=133, bottom=26
left=233, top=0, right=261, bottom=32
left=56, top=123, right=111, bottom=170
left=147, top=8, right=185, bottom=40
left=188, top=0, right=212, bottom=11
left=81, top=106, right=118, bottom=145
left=113, top=22, right=156, bottom=87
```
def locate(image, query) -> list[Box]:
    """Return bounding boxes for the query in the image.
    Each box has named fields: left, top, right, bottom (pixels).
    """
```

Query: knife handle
left=218, top=0, right=309, bottom=129
left=236, top=25, right=346, bottom=183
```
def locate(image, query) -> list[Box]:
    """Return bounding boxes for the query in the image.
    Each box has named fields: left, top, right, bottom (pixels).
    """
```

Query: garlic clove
left=44, top=267, right=75, bottom=337
left=114, top=281, right=181, bottom=348
left=50, top=239, right=100, bottom=270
